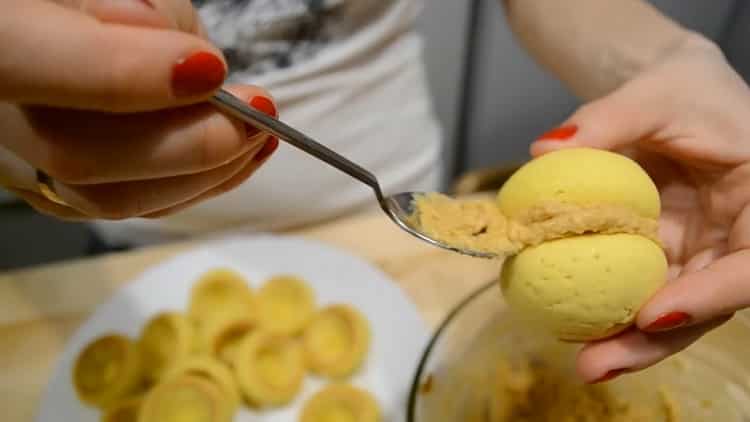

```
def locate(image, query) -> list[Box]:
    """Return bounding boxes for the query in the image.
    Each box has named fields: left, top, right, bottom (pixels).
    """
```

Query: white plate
left=37, top=235, right=429, bottom=422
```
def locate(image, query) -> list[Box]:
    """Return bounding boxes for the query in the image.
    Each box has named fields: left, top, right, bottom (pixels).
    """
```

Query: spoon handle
left=210, top=89, right=384, bottom=198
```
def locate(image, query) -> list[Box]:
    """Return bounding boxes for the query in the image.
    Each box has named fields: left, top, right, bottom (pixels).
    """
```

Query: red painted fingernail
left=250, top=95, right=278, bottom=117
left=245, top=96, right=277, bottom=139
left=253, top=137, right=279, bottom=162
left=592, top=368, right=628, bottom=384
left=172, top=52, right=226, bottom=97
left=645, top=311, right=691, bottom=332
left=537, top=124, right=578, bottom=141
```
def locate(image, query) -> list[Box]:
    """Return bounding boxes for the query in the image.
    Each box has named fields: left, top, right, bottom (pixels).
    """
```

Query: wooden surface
left=0, top=210, right=502, bottom=422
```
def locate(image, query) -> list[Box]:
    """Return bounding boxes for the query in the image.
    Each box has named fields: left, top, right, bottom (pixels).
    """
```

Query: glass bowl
left=407, top=280, right=750, bottom=421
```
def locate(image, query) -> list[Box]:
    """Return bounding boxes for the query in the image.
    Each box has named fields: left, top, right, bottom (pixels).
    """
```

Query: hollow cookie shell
left=189, top=268, right=255, bottom=325
left=256, top=275, right=315, bottom=336
left=200, top=312, right=259, bottom=366
left=303, top=304, right=371, bottom=378
left=137, top=374, right=232, bottom=422
left=233, top=330, right=306, bottom=407
left=162, top=356, right=241, bottom=411
left=73, top=334, right=142, bottom=408
left=137, top=312, right=193, bottom=382
left=300, top=384, right=380, bottom=422
left=101, top=396, right=143, bottom=422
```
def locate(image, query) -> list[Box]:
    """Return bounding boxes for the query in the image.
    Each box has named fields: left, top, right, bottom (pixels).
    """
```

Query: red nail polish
left=250, top=95, right=277, bottom=116
left=592, top=368, right=628, bottom=384
left=645, top=312, right=691, bottom=332
left=172, top=52, right=225, bottom=97
left=246, top=96, right=277, bottom=138
left=253, top=137, right=279, bottom=162
left=537, top=124, right=578, bottom=141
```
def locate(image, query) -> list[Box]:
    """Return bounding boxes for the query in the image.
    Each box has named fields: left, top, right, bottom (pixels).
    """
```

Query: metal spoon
left=210, top=89, right=496, bottom=259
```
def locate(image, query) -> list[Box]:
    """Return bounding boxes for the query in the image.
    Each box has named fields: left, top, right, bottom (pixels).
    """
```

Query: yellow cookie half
left=500, top=233, right=667, bottom=341
left=497, top=148, right=660, bottom=220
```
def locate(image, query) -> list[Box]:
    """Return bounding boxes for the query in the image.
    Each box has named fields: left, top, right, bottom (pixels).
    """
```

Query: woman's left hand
left=530, top=34, right=750, bottom=383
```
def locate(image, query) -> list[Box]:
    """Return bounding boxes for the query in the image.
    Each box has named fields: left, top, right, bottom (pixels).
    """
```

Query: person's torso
left=93, top=0, right=443, bottom=245
left=195, top=0, right=406, bottom=80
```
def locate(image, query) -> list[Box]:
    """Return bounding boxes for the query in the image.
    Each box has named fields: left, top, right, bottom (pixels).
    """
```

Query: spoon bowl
left=210, top=89, right=497, bottom=259
left=381, top=192, right=498, bottom=259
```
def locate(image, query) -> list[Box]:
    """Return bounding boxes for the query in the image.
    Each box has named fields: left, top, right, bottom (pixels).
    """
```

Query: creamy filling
left=411, top=193, right=660, bottom=257
left=486, top=356, right=680, bottom=421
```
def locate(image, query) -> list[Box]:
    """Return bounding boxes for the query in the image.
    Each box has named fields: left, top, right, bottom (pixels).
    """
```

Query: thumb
left=529, top=80, right=668, bottom=157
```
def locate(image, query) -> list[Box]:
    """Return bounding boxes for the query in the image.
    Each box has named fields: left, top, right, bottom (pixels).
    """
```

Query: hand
left=530, top=34, right=750, bottom=383
left=0, top=0, right=278, bottom=220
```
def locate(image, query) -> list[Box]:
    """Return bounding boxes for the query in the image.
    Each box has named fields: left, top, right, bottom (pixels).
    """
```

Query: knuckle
left=194, top=116, right=245, bottom=170
left=575, top=101, right=602, bottom=121
left=179, top=0, right=202, bottom=33
left=94, top=36, right=142, bottom=112
left=104, top=54, right=137, bottom=112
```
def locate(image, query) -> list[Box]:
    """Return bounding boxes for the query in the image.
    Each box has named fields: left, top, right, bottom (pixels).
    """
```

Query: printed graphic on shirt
left=193, top=0, right=391, bottom=77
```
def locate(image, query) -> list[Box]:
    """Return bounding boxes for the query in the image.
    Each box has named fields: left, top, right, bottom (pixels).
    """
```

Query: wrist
left=599, top=28, right=704, bottom=88
left=674, top=31, right=724, bottom=58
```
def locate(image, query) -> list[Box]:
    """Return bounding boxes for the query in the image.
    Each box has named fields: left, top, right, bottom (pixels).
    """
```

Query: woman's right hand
left=0, top=0, right=278, bottom=220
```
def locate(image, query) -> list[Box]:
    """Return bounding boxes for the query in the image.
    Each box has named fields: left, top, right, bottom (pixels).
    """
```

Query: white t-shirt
left=93, top=0, right=443, bottom=246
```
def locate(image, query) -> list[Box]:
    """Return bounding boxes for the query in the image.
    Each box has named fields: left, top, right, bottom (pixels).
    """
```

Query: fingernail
left=592, top=368, right=628, bottom=384
left=253, top=137, right=279, bottom=163
left=644, top=311, right=691, bottom=332
left=245, top=96, right=277, bottom=138
left=537, top=124, right=578, bottom=141
left=172, top=52, right=226, bottom=97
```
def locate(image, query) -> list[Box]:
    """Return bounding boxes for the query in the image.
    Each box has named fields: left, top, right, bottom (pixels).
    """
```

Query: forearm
left=501, top=0, right=694, bottom=99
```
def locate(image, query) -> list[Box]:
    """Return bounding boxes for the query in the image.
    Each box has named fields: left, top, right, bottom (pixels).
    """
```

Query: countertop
left=0, top=210, right=502, bottom=421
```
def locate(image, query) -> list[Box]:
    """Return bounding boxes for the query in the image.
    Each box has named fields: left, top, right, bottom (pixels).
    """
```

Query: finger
left=142, top=137, right=278, bottom=218
left=50, top=141, right=265, bottom=219
left=192, top=6, right=210, bottom=39
left=636, top=249, right=750, bottom=333
left=576, top=316, right=732, bottom=383
left=2, top=0, right=226, bottom=111
left=76, top=0, right=201, bottom=34
left=73, top=0, right=173, bottom=28
left=529, top=77, right=669, bottom=157
left=7, top=189, right=90, bottom=222
left=1, top=85, right=277, bottom=185
left=0, top=145, right=36, bottom=191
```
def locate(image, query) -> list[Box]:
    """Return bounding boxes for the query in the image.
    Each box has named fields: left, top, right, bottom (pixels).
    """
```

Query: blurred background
left=1, top=0, right=749, bottom=270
